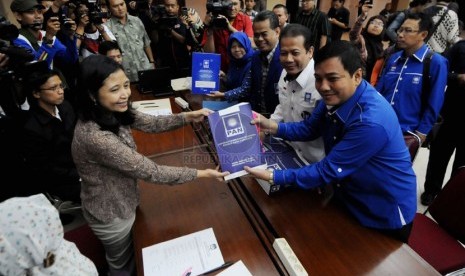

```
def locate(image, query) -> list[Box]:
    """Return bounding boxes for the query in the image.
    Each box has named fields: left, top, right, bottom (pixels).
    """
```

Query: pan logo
left=203, top=59, right=210, bottom=69
left=222, top=114, right=244, bottom=137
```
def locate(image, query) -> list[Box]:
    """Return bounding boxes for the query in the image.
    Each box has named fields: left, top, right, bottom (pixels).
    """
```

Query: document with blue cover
left=258, top=136, right=310, bottom=194
left=208, top=102, right=267, bottom=180
left=191, top=52, right=220, bottom=94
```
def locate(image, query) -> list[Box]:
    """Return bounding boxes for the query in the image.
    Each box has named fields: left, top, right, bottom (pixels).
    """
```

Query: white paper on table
left=133, top=99, right=172, bottom=116
left=171, top=77, right=192, bottom=91
left=142, top=228, right=225, bottom=276
left=215, top=260, right=252, bottom=276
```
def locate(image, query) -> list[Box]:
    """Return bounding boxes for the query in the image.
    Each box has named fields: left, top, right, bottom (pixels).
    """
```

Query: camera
left=0, top=20, right=19, bottom=42
left=151, top=4, right=178, bottom=29
left=89, top=11, right=110, bottom=25
left=206, top=0, right=232, bottom=16
left=52, top=12, right=74, bottom=29
left=151, top=4, right=168, bottom=17
left=206, top=0, right=232, bottom=28
left=0, top=16, right=40, bottom=117
left=181, top=7, right=188, bottom=17
left=72, top=0, right=110, bottom=25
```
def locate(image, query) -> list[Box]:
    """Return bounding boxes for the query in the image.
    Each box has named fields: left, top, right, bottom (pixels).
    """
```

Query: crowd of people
left=0, top=0, right=463, bottom=275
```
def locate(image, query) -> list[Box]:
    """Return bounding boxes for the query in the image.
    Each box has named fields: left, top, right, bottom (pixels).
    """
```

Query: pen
left=199, top=261, right=234, bottom=275
left=143, top=105, right=159, bottom=108
left=140, top=102, right=157, bottom=105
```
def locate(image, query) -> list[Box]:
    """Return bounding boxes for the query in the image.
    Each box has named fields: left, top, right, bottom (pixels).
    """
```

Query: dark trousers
left=424, top=119, right=465, bottom=196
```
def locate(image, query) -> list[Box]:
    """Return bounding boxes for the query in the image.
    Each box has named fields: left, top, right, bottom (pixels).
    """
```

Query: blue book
left=208, top=102, right=267, bottom=180
left=191, top=52, right=221, bottom=94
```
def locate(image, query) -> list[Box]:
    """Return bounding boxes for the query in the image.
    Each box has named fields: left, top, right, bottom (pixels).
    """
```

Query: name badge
left=305, top=92, right=317, bottom=107
left=412, top=76, right=421, bottom=85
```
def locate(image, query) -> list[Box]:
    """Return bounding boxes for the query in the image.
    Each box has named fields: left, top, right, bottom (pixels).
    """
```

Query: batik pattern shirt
left=105, top=14, right=152, bottom=82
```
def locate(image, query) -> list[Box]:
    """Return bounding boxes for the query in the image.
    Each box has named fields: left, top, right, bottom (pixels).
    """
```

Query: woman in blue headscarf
left=207, top=31, right=256, bottom=102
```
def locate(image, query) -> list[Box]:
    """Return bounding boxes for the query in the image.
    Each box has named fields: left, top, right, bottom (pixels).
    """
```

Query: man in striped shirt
left=291, top=0, right=330, bottom=53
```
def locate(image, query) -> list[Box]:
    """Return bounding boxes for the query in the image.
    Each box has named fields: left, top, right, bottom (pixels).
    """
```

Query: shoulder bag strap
left=425, top=8, right=449, bottom=43
left=420, top=50, right=434, bottom=114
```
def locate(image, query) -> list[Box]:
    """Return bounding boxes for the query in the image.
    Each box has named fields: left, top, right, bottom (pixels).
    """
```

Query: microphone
left=29, top=22, right=43, bottom=29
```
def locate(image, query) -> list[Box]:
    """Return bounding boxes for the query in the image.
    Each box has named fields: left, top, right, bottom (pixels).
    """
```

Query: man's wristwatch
left=269, top=170, right=274, bottom=185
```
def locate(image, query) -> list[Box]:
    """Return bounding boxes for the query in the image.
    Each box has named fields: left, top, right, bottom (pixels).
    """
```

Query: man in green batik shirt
left=105, top=0, right=155, bottom=82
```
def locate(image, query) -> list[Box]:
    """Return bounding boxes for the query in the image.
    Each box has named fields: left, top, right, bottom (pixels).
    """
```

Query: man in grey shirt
left=105, top=0, right=154, bottom=82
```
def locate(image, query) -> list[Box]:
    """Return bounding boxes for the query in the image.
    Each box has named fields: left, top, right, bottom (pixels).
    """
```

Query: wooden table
left=133, top=148, right=280, bottom=275
left=234, top=177, right=440, bottom=275
left=130, top=88, right=440, bottom=275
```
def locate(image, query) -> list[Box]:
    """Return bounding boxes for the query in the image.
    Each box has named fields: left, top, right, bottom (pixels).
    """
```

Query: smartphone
left=181, top=7, right=188, bottom=17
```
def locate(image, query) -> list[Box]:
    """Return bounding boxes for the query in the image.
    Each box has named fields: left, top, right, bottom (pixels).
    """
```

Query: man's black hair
left=405, top=12, right=433, bottom=34
left=314, top=40, right=363, bottom=76
left=279, top=23, right=313, bottom=50
left=253, top=10, right=279, bottom=29
left=272, top=4, right=288, bottom=14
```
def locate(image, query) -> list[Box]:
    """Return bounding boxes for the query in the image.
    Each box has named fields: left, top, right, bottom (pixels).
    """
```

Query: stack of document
left=132, top=99, right=172, bottom=116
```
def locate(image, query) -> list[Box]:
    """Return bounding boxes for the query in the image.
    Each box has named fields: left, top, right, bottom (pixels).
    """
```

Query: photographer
left=202, top=0, right=254, bottom=73
left=74, top=2, right=115, bottom=58
left=42, top=0, right=79, bottom=43
left=152, top=0, right=190, bottom=70
left=10, top=0, right=78, bottom=69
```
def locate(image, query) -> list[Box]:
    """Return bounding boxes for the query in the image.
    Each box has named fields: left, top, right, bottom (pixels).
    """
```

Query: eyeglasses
left=396, top=27, right=420, bottom=34
left=253, top=31, right=272, bottom=39
left=40, top=83, right=65, bottom=92
left=369, top=21, right=384, bottom=27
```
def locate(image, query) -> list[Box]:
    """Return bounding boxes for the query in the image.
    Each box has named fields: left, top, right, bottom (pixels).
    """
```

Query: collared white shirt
left=270, top=59, right=325, bottom=163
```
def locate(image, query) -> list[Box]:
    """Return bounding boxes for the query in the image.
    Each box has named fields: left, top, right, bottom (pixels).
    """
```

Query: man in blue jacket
left=245, top=40, right=417, bottom=243
left=250, top=10, right=283, bottom=117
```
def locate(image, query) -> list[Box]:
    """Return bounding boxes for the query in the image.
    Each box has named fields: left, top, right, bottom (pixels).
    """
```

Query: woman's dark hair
left=77, top=55, right=134, bottom=134
left=280, top=23, right=313, bottom=50
left=25, top=69, right=61, bottom=108
left=314, top=40, right=363, bottom=76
